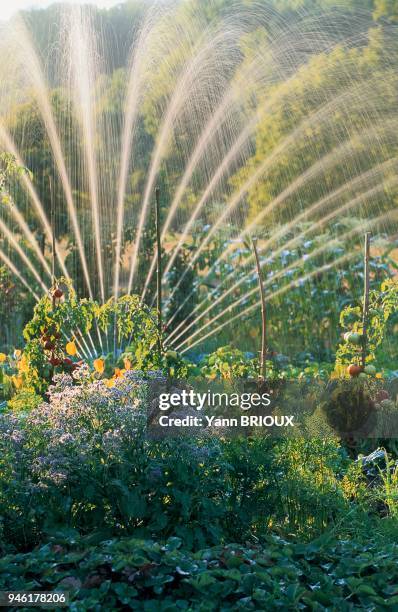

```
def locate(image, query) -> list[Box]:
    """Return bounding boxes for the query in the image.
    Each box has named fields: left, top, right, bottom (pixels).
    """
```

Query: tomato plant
left=336, top=279, right=398, bottom=371
left=22, top=278, right=96, bottom=391
left=98, top=294, right=162, bottom=370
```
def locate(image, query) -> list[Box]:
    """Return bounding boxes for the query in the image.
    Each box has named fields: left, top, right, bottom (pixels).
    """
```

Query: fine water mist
left=0, top=1, right=397, bottom=354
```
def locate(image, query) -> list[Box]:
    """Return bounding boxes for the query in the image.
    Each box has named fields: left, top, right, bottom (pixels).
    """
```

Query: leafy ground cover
left=2, top=533, right=398, bottom=611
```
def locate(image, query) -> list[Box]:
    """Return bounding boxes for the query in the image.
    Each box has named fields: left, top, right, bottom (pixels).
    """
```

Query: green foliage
left=0, top=153, right=30, bottom=203
left=161, top=349, right=198, bottom=379
left=336, top=279, right=398, bottom=366
left=2, top=533, right=398, bottom=610
left=176, top=223, right=395, bottom=361
left=2, top=366, right=398, bottom=608
left=374, top=0, right=398, bottom=22
left=376, top=450, right=398, bottom=519
left=0, top=267, right=35, bottom=353
left=0, top=374, right=236, bottom=551
left=99, top=294, right=161, bottom=370
left=0, top=367, right=371, bottom=554
left=22, top=279, right=96, bottom=392
left=21, top=287, right=165, bottom=391
left=200, top=345, right=258, bottom=379
left=6, top=388, right=42, bottom=413
left=0, top=360, right=13, bottom=403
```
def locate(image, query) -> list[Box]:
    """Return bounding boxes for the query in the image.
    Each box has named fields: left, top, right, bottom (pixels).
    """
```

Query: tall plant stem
left=155, top=187, right=163, bottom=356
left=362, top=232, right=371, bottom=368
left=251, top=237, right=266, bottom=381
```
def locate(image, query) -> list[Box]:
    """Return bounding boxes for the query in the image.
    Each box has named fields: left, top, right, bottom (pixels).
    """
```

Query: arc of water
left=159, top=103, right=281, bottom=293
left=139, top=34, right=302, bottom=302
left=145, top=13, right=371, bottom=301
left=0, top=248, right=40, bottom=301
left=0, top=218, right=48, bottom=292
left=166, top=132, right=398, bottom=343
left=178, top=206, right=398, bottom=354
left=141, top=105, right=258, bottom=303
left=165, top=80, right=386, bottom=308
left=165, top=81, right=397, bottom=327
left=12, top=16, right=92, bottom=297
left=86, top=330, right=99, bottom=356
left=179, top=251, right=355, bottom=354
left=9, top=16, right=106, bottom=354
left=79, top=332, right=94, bottom=359
left=69, top=8, right=104, bottom=302
left=174, top=187, right=398, bottom=351
left=5, top=193, right=52, bottom=278
left=0, top=124, right=68, bottom=279
left=127, top=23, right=242, bottom=294
left=165, top=146, right=374, bottom=340
left=113, top=4, right=161, bottom=301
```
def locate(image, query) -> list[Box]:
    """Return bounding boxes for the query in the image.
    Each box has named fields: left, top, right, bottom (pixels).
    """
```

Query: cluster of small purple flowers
left=0, top=371, right=150, bottom=495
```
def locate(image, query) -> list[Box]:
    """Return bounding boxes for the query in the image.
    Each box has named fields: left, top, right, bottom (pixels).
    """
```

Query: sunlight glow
left=0, top=0, right=121, bottom=24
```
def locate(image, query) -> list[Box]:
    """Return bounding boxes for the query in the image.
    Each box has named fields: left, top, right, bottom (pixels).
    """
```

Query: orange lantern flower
left=93, top=358, right=105, bottom=374
left=66, top=341, right=77, bottom=356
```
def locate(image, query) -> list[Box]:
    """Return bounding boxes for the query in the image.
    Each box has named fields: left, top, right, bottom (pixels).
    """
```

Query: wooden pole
left=40, top=231, right=46, bottom=284
left=155, top=187, right=162, bottom=356
left=49, top=176, right=56, bottom=285
left=362, top=232, right=371, bottom=368
left=251, top=237, right=266, bottom=382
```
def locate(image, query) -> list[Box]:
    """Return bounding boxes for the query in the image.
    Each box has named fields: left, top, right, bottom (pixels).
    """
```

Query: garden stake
left=362, top=232, right=371, bottom=368
left=251, top=237, right=266, bottom=382
left=155, top=187, right=163, bottom=357
left=49, top=175, right=57, bottom=309
left=49, top=175, right=56, bottom=285
left=40, top=231, right=46, bottom=284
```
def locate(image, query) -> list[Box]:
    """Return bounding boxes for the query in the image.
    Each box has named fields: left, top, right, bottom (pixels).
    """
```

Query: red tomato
left=347, top=364, right=363, bottom=377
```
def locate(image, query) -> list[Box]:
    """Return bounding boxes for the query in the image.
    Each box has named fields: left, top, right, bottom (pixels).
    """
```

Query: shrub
left=0, top=371, right=378, bottom=554
left=0, top=371, right=148, bottom=551
left=0, top=372, right=232, bottom=551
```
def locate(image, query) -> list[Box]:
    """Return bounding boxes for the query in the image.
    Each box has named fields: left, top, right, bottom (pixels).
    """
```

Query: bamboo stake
left=251, top=237, right=266, bottom=381
left=155, top=187, right=162, bottom=356
left=362, top=232, right=371, bottom=368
